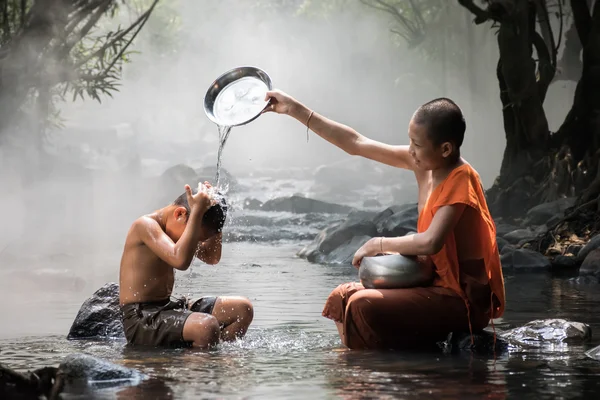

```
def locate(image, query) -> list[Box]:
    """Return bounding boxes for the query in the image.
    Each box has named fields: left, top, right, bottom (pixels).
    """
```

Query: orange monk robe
left=418, top=163, right=505, bottom=320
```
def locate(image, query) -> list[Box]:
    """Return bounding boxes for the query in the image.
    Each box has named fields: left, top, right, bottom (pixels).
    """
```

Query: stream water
left=1, top=178, right=600, bottom=399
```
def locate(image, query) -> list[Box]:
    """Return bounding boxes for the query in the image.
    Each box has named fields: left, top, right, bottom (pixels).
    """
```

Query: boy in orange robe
left=264, top=90, right=505, bottom=349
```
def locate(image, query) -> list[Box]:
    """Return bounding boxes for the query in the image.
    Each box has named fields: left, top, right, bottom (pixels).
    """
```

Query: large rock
left=321, top=235, right=373, bottom=265
left=525, top=198, right=576, bottom=225
left=67, top=283, right=124, bottom=340
left=298, top=224, right=340, bottom=262
left=0, top=354, right=145, bottom=399
left=577, top=235, right=600, bottom=263
left=579, top=249, right=600, bottom=278
left=503, top=228, right=536, bottom=244
left=495, top=223, right=520, bottom=237
left=298, top=217, right=375, bottom=265
left=260, top=195, right=355, bottom=214
left=500, top=319, right=591, bottom=345
left=551, top=255, right=580, bottom=272
left=500, top=248, right=551, bottom=270
left=496, top=236, right=509, bottom=252
left=378, top=203, right=418, bottom=237
left=298, top=203, right=420, bottom=265
left=58, top=353, right=145, bottom=385
left=319, top=220, right=377, bottom=254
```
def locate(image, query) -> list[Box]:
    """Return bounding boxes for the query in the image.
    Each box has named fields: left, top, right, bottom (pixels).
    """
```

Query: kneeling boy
left=119, top=182, right=253, bottom=348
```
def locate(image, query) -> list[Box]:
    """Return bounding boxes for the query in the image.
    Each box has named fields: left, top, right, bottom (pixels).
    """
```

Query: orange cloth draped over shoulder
left=417, top=163, right=505, bottom=319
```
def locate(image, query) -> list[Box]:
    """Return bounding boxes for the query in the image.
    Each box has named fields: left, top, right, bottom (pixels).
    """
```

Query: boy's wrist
left=189, top=207, right=205, bottom=220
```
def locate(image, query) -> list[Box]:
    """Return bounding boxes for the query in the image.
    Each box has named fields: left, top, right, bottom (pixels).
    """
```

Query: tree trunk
left=0, top=0, right=70, bottom=135
left=484, top=0, right=552, bottom=217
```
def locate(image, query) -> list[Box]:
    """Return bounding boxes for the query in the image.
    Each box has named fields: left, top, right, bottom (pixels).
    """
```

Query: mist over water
left=0, top=2, right=592, bottom=399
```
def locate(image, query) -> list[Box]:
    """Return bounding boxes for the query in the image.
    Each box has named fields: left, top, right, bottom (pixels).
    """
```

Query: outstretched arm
left=352, top=204, right=466, bottom=267
left=196, top=232, right=222, bottom=265
left=265, top=90, right=417, bottom=170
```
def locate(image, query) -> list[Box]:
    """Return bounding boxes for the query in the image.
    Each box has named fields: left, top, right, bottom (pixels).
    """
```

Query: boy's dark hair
left=173, top=188, right=228, bottom=234
left=413, top=98, right=466, bottom=148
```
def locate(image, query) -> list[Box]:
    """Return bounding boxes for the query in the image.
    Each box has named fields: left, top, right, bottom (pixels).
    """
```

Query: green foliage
left=0, top=0, right=160, bottom=132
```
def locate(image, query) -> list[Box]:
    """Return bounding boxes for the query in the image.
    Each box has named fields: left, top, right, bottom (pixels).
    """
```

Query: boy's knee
left=189, top=314, right=220, bottom=346
left=236, top=297, right=254, bottom=323
left=204, top=315, right=220, bottom=344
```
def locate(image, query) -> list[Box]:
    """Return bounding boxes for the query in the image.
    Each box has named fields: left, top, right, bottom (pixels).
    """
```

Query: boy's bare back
left=119, top=215, right=176, bottom=306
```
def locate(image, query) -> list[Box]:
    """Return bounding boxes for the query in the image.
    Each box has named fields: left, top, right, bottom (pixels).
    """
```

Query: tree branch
left=534, top=0, right=557, bottom=69
left=457, top=0, right=492, bottom=24
left=96, top=0, right=159, bottom=79
left=73, top=0, right=157, bottom=69
left=532, top=30, right=556, bottom=103
left=61, top=0, right=111, bottom=55
left=571, top=0, right=592, bottom=46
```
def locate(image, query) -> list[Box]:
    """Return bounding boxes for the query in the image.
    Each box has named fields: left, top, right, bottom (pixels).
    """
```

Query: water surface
left=1, top=176, right=600, bottom=399
left=1, top=242, right=600, bottom=399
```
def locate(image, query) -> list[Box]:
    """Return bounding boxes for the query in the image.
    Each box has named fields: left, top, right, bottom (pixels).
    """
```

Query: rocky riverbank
left=256, top=194, right=600, bottom=281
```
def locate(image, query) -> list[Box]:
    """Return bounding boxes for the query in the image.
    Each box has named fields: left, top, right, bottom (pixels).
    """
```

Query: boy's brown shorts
left=121, top=296, right=217, bottom=347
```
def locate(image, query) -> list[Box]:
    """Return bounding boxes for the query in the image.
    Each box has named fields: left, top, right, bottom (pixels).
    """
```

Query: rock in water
left=585, top=344, right=600, bottom=361
left=576, top=235, right=600, bottom=263
left=67, top=283, right=124, bottom=340
left=260, top=195, right=355, bottom=214
left=579, top=249, right=600, bottom=278
left=500, top=248, right=551, bottom=270
left=500, top=319, right=591, bottom=345
left=438, top=330, right=508, bottom=356
left=58, top=353, right=145, bottom=384
left=524, top=198, right=576, bottom=225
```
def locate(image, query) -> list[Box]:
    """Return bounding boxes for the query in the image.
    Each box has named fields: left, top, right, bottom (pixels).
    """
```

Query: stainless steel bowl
left=359, top=254, right=433, bottom=289
left=204, top=66, right=273, bottom=127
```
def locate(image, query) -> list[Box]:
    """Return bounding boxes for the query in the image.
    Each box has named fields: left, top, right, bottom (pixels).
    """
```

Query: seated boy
left=119, top=182, right=253, bottom=348
left=264, top=90, right=505, bottom=350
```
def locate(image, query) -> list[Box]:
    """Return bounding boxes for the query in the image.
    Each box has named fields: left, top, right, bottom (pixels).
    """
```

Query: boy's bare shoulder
left=127, top=215, right=161, bottom=242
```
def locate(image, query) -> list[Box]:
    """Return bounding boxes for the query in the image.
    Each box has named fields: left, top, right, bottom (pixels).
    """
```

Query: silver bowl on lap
left=359, top=254, right=433, bottom=289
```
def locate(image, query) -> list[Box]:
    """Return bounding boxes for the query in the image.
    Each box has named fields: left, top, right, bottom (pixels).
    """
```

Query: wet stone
left=500, top=319, right=591, bottom=345
left=68, top=282, right=124, bottom=340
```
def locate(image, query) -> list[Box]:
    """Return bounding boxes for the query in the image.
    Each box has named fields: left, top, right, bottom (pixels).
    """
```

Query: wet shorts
left=121, top=296, right=218, bottom=347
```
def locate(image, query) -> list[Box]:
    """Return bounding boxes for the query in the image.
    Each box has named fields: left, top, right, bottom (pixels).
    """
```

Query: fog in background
left=0, top=0, right=577, bottom=314
left=58, top=1, right=512, bottom=181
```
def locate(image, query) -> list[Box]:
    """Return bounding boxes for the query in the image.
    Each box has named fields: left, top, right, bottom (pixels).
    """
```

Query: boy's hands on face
left=184, top=182, right=214, bottom=216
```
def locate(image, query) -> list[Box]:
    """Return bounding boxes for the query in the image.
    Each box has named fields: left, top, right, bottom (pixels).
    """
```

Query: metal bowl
left=359, top=254, right=433, bottom=289
left=204, top=66, right=273, bottom=127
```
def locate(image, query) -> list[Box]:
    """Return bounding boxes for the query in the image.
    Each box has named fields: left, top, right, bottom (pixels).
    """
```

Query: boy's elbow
left=173, top=258, right=191, bottom=271
left=347, top=135, right=362, bottom=156
left=205, top=254, right=221, bottom=265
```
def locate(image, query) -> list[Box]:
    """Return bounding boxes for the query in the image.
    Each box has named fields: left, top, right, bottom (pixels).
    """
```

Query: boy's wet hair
left=413, top=98, right=466, bottom=148
left=173, top=188, right=228, bottom=234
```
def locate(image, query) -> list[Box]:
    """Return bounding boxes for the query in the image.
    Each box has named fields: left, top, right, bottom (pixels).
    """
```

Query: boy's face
left=407, top=118, right=453, bottom=170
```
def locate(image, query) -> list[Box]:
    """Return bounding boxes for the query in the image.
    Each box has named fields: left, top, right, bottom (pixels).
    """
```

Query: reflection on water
left=1, top=242, right=600, bottom=399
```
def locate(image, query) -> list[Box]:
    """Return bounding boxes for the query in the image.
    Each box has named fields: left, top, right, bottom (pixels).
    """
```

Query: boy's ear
left=174, top=207, right=188, bottom=221
left=441, top=141, right=453, bottom=158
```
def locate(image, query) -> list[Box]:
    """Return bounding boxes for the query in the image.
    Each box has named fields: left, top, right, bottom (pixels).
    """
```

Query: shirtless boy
left=119, top=182, right=253, bottom=348
left=264, top=90, right=505, bottom=350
